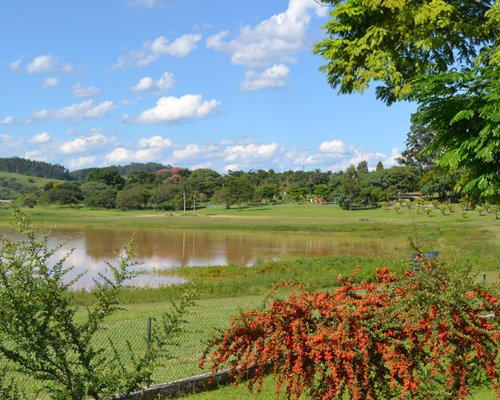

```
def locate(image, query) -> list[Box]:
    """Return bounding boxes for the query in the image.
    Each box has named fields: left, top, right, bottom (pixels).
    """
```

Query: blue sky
left=0, top=0, right=416, bottom=173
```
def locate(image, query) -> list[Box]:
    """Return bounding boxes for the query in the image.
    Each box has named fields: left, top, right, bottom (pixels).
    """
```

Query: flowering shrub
left=201, top=263, right=500, bottom=399
left=156, top=166, right=188, bottom=183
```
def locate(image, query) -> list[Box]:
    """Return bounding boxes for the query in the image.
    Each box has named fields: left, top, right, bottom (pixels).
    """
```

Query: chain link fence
left=97, top=302, right=261, bottom=385
left=5, top=298, right=262, bottom=398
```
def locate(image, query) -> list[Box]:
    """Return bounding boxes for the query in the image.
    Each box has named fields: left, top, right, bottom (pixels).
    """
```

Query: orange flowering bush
left=201, top=264, right=500, bottom=399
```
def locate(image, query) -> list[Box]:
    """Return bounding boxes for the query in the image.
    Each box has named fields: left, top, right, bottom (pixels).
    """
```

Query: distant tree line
left=16, top=160, right=467, bottom=211
left=8, top=118, right=497, bottom=210
left=69, top=162, right=169, bottom=181
left=0, top=157, right=70, bottom=180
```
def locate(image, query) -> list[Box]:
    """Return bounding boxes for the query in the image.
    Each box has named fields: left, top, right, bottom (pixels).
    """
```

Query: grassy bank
left=1, top=202, right=496, bottom=272
left=1, top=202, right=499, bottom=232
left=71, top=255, right=405, bottom=305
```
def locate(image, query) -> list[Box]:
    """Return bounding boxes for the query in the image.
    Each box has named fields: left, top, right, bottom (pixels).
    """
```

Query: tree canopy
left=412, top=67, right=500, bottom=200
left=314, top=0, right=499, bottom=200
left=314, top=0, right=498, bottom=104
left=0, top=157, right=70, bottom=180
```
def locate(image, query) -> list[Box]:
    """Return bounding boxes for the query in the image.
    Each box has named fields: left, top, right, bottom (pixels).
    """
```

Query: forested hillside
left=70, top=162, right=169, bottom=182
left=0, top=157, right=70, bottom=180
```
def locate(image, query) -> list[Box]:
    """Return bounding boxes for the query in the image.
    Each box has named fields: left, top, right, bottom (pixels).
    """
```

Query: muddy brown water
left=0, top=227, right=403, bottom=289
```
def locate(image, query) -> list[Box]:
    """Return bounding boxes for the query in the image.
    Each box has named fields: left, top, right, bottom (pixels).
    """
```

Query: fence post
left=147, top=316, right=152, bottom=388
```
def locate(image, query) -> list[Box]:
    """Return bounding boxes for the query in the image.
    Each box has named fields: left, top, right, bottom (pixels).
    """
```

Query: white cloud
left=29, top=131, right=51, bottom=144
left=26, top=54, right=74, bottom=74
left=223, top=163, right=240, bottom=172
left=224, top=143, right=278, bottom=163
left=32, top=100, right=114, bottom=121
left=68, top=156, right=96, bottom=169
left=72, top=83, right=101, bottom=98
left=0, top=116, right=16, bottom=125
left=275, top=139, right=399, bottom=173
left=105, top=147, right=162, bottom=163
left=105, top=147, right=130, bottom=163
left=42, top=77, right=59, bottom=88
left=172, top=143, right=218, bottom=160
left=138, top=135, right=173, bottom=148
left=240, top=64, right=290, bottom=91
left=131, top=71, right=175, bottom=93
left=105, top=135, right=173, bottom=163
left=23, top=150, right=46, bottom=161
left=115, top=34, right=202, bottom=68
left=124, top=94, right=220, bottom=124
left=382, top=147, right=401, bottom=168
left=318, top=140, right=346, bottom=154
left=346, top=149, right=386, bottom=168
left=60, top=133, right=111, bottom=154
left=206, top=0, right=327, bottom=68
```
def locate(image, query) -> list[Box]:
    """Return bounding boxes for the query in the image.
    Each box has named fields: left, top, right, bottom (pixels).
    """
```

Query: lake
left=0, top=227, right=404, bottom=289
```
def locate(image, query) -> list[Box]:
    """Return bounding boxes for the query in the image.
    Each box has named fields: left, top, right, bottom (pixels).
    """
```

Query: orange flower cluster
left=202, top=266, right=500, bottom=399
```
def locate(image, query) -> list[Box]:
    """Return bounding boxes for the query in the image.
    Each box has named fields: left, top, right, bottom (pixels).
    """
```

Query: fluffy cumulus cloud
left=27, top=133, right=401, bottom=173
left=282, top=139, right=399, bottom=172
left=72, top=83, right=101, bottom=98
left=60, top=133, right=111, bottom=155
left=224, top=143, right=278, bottom=163
left=105, top=135, right=172, bottom=163
left=115, top=34, right=202, bottom=68
left=106, top=147, right=161, bottom=163
left=0, top=116, right=16, bottom=125
left=240, top=64, right=289, bottom=91
left=68, top=156, right=96, bottom=170
left=42, top=77, right=59, bottom=88
left=131, top=71, right=175, bottom=93
left=23, top=150, right=46, bottom=161
left=381, top=147, right=401, bottom=168
left=32, top=100, right=114, bottom=121
left=206, top=0, right=327, bottom=68
left=25, top=54, right=75, bottom=74
left=318, top=139, right=346, bottom=154
left=124, top=94, right=220, bottom=124
left=138, top=135, right=173, bottom=148
left=29, top=131, right=51, bottom=144
left=172, top=143, right=218, bottom=160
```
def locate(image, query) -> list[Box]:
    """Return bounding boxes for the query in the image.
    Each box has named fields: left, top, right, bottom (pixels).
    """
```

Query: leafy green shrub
left=0, top=209, right=194, bottom=399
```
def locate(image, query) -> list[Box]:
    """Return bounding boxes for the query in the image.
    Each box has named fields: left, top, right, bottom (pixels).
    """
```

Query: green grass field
left=0, top=171, right=55, bottom=200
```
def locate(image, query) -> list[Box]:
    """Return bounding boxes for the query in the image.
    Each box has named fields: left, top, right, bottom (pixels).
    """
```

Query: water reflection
left=81, top=229, right=399, bottom=266
left=0, top=227, right=401, bottom=289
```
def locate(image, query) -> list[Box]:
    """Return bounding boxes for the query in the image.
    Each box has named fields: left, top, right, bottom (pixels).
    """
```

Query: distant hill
left=70, top=162, right=170, bottom=181
left=0, top=171, right=57, bottom=200
left=0, top=157, right=71, bottom=180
